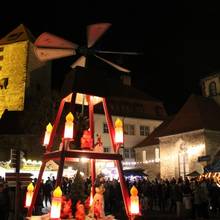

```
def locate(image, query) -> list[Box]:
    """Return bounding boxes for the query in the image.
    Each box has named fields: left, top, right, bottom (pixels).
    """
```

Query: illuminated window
left=155, top=147, right=160, bottom=162
left=178, top=152, right=189, bottom=178
left=142, top=150, right=146, bottom=162
left=209, top=81, right=217, bottom=96
left=103, top=123, right=109, bottom=133
left=124, top=124, right=135, bottom=135
left=140, top=126, right=150, bottom=136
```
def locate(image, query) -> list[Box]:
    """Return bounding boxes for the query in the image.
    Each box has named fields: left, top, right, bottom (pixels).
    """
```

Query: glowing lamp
left=64, top=112, right=74, bottom=139
left=43, top=123, right=53, bottom=146
left=50, top=186, right=62, bottom=219
left=130, top=185, right=140, bottom=215
left=89, top=190, right=93, bottom=207
left=25, top=183, right=34, bottom=208
left=114, top=118, right=123, bottom=144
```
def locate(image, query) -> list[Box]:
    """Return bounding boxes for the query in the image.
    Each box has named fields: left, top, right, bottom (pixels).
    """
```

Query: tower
left=0, top=24, right=51, bottom=118
left=200, top=72, right=220, bottom=106
left=0, top=24, right=52, bottom=161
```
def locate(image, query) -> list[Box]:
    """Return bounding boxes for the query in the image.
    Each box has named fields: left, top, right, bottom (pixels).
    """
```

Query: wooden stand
left=27, top=94, right=130, bottom=218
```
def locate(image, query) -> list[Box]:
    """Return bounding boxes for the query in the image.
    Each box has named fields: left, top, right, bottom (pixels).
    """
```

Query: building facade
left=0, top=24, right=52, bottom=161
left=135, top=73, right=220, bottom=180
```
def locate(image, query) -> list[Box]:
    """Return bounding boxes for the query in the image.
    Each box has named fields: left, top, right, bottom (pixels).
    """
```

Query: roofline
left=158, top=129, right=204, bottom=140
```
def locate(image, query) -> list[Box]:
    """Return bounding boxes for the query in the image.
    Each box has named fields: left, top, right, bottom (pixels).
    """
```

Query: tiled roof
left=0, top=24, right=35, bottom=45
left=159, top=94, right=220, bottom=137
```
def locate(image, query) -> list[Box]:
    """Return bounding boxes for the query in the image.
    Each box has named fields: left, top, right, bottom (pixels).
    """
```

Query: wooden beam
left=43, top=150, right=123, bottom=161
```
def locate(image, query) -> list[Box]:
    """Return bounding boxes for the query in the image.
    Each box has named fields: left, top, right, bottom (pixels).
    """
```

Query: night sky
left=1, top=1, right=220, bottom=115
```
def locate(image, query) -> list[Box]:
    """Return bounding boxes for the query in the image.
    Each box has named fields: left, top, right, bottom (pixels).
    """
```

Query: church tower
left=200, top=72, right=220, bottom=106
left=0, top=24, right=51, bottom=118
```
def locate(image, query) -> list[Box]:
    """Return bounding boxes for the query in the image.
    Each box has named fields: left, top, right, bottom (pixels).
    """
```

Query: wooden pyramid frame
left=26, top=92, right=131, bottom=218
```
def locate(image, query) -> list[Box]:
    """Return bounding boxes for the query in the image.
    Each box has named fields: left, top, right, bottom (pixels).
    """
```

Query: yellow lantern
left=64, top=112, right=74, bottom=139
left=130, top=185, right=140, bottom=215
left=43, top=123, right=53, bottom=146
left=114, top=118, right=123, bottom=144
left=25, top=183, right=34, bottom=208
left=50, top=186, right=62, bottom=219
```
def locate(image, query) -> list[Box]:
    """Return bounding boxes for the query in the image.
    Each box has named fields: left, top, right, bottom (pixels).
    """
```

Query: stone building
left=135, top=73, right=220, bottom=180
left=0, top=24, right=52, bottom=161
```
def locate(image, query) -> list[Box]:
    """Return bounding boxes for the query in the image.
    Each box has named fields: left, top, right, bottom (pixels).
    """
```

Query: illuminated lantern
left=130, top=185, right=140, bottom=215
left=43, top=123, right=53, bottom=146
left=50, top=186, right=62, bottom=219
left=114, top=118, right=123, bottom=144
left=64, top=112, right=74, bottom=139
left=25, top=183, right=34, bottom=208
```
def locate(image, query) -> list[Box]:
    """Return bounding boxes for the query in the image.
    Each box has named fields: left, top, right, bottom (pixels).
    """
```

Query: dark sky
left=1, top=1, right=220, bottom=114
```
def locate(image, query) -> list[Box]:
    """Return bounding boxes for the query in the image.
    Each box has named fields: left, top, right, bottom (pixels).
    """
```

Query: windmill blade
left=87, top=23, right=112, bottom=48
left=95, top=50, right=142, bottom=55
left=35, top=32, right=78, bottom=49
left=34, top=47, right=75, bottom=61
left=71, top=56, right=86, bottom=69
left=95, top=55, right=130, bottom=73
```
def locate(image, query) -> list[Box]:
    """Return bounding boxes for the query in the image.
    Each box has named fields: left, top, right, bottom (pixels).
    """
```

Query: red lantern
left=25, top=183, right=34, bottom=208
left=50, top=186, right=62, bottom=219
left=43, top=123, right=53, bottom=146
left=114, top=118, right=123, bottom=144
left=64, top=112, right=74, bottom=139
left=130, top=185, right=140, bottom=215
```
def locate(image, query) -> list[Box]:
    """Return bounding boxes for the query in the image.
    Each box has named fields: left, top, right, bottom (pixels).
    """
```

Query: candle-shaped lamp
left=25, top=183, right=34, bottom=208
left=50, top=186, right=62, bottom=219
left=114, top=118, right=123, bottom=144
left=130, top=185, right=140, bottom=215
left=43, top=123, right=53, bottom=146
left=64, top=112, right=74, bottom=139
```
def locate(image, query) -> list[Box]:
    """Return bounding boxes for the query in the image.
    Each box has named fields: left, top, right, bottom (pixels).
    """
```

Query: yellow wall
left=0, top=41, right=28, bottom=117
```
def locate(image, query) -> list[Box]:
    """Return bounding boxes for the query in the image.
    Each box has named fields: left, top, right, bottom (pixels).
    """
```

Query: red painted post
left=103, top=98, right=130, bottom=218
left=55, top=141, right=66, bottom=187
left=27, top=161, right=47, bottom=217
left=88, top=96, right=96, bottom=197
left=115, top=160, right=130, bottom=217
left=102, top=98, right=116, bottom=152
left=47, top=97, right=66, bottom=152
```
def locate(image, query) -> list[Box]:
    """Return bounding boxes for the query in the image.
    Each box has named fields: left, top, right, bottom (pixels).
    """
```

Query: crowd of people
left=0, top=174, right=220, bottom=219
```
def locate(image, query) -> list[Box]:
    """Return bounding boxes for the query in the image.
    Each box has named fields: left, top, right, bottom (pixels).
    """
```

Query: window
left=0, top=55, right=3, bottom=61
left=142, top=150, right=146, bottom=162
left=0, top=47, right=4, bottom=52
left=103, top=123, right=109, bottom=133
left=209, top=81, right=217, bottom=96
left=155, top=147, right=160, bottom=162
left=104, top=147, right=110, bottom=153
left=124, top=124, right=135, bottom=135
left=178, top=151, right=189, bottom=178
left=0, top=78, right=8, bottom=90
left=140, top=125, right=150, bottom=136
left=130, top=149, right=135, bottom=158
left=124, top=149, right=130, bottom=158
